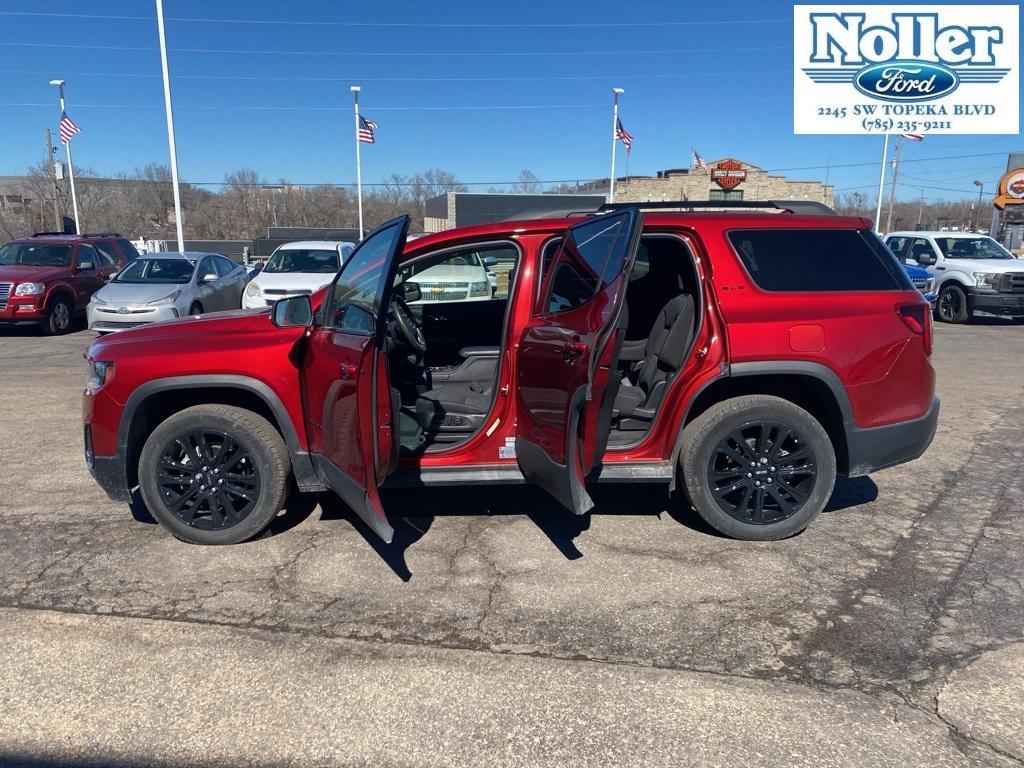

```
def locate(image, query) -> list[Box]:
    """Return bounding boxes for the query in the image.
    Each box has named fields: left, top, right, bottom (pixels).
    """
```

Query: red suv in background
left=0, top=232, right=139, bottom=334
left=83, top=203, right=939, bottom=545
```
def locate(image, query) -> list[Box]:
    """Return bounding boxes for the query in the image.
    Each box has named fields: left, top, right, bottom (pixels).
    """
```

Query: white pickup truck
left=884, top=231, right=1024, bottom=323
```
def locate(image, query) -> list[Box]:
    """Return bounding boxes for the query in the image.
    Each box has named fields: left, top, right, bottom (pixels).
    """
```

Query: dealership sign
left=794, top=5, right=1019, bottom=134
left=711, top=159, right=747, bottom=190
left=994, top=168, right=1024, bottom=210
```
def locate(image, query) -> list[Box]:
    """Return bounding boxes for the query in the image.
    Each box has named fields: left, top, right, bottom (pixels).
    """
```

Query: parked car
left=0, top=232, right=139, bottom=334
left=885, top=231, right=1024, bottom=322
left=84, top=204, right=938, bottom=546
left=902, top=263, right=937, bottom=309
left=242, top=241, right=354, bottom=309
left=87, top=252, right=248, bottom=333
left=398, top=248, right=496, bottom=304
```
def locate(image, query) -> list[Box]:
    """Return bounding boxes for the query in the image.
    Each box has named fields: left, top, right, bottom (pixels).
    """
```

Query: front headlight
left=146, top=290, right=181, bottom=306
left=469, top=281, right=489, bottom=297
left=90, top=293, right=107, bottom=305
left=922, top=279, right=934, bottom=293
left=86, top=359, right=113, bottom=391
left=245, top=282, right=262, bottom=297
left=973, top=272, right=1000, bottom=289
left=14, top=282, right=44, bottom=296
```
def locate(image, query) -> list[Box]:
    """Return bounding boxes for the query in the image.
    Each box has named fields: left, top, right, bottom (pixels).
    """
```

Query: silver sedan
left=87, top=252, right=248, bottom=333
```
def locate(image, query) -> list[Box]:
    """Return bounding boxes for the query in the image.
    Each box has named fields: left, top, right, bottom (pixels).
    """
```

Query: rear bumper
left=845, top=396, right=940, bottom=476
left=966, top=291, right=1024, bottom=316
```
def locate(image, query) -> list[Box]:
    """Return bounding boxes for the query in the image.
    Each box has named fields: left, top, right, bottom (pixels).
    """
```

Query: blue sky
left=0, top=0, right=1019, bottom=202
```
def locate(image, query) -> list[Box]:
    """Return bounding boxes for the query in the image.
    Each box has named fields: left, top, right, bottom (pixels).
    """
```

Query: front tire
left=679, top=395, right=836, bottom=541
left=936, top=283, right=970, bottom=323
left=138, top=405, right=290, bottom=544
left=42, top=296, right=73, bottom=335
left=188, top=302, right=203, bottom=317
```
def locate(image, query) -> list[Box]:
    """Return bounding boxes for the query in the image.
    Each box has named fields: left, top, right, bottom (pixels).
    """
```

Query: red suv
left=0, top=232, right=139, bottom=334
left=83, top=204, right=938, bottom=545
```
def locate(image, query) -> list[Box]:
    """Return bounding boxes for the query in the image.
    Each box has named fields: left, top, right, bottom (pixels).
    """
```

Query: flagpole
left=351, top=85, right=364, bottom=240
left=609, top=88, right=623, bottom=203
left=686, top=147, right=693, bottom=202
left=873, top=133, right=890, bottom=233
left=884, top=135, right=904, bottom=233
left=49, top=80, right=80, bottom=234
left=155, top=0, right=185, bottom=253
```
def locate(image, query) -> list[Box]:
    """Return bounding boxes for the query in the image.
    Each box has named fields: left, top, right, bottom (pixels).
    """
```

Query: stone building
left=580, top=158, right=834, bottom=207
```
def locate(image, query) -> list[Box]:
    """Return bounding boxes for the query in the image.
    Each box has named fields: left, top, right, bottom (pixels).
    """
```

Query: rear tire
left=138, top=405, right=290, bottom=545
left=936, top=283, right=970, bottom=323
left=42, top=296, right=73, bottom=335
left=679, top=395, right=836, bottom=541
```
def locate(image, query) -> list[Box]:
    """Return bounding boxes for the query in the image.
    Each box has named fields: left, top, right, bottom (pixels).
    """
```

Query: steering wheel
left=390, top=295, right=427, bottom=355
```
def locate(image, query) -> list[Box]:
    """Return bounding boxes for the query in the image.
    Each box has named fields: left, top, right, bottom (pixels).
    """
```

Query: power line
left=0, top=41, right=791, bottom=57
left=0, top=97, right=778, bottom=112
left=0, top=67, right=792, bottom=84
left=0, top=10, right=789, bottom=29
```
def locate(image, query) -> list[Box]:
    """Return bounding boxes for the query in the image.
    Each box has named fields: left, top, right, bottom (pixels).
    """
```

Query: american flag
left=900, top=133, right=924, bottom=141
left=59, top=112, right=81, bottom=145
left=615, top=119, right=633, bottom=154
left=358, top=115, right=377, bottom=144
left=692, top=149, right=708, bottom=171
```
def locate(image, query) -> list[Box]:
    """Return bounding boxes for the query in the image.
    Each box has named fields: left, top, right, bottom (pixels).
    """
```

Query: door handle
left=339, top=363, right=358, bottom=380
left=564, top=337, right=587, bottom=363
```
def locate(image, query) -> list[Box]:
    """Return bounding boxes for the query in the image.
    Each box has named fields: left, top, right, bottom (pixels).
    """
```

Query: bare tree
left=511, top=169, right=542, bottom=194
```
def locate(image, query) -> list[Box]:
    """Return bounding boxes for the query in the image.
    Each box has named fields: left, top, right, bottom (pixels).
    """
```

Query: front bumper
left=966, top=290, right=1024, bottom=316
left=88, top=303, right=180, bottom=332
left=845, top=396, right=940, bottom=476
left=0, top=296, right=46, bottom=323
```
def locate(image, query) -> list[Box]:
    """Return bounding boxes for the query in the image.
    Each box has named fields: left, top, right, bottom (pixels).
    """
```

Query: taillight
left=897, top=302, right=932, bottom=355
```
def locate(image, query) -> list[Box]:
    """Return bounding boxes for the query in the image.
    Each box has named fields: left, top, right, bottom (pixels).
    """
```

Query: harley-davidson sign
left=994, top=167, right=1024, bottom=209
left=711, top=159, right=748, bottom=190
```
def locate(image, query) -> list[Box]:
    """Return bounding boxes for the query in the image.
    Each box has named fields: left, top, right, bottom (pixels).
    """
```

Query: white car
left=884, top=231, right=1024, bottom=323
left=88, top=252, right=248, bottom=333
left=401, top=251, right=497, bottom=304
left=242, top=241, right=354, bottom=309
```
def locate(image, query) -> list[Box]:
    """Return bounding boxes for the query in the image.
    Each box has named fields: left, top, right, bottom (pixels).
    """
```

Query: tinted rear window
left=727, top=229, right=912, bottom=292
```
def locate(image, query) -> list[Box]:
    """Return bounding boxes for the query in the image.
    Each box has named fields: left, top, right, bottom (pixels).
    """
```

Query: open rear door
left=515, top=208, right=643, bottom=515
left=300, top=215, right=410, bottom=543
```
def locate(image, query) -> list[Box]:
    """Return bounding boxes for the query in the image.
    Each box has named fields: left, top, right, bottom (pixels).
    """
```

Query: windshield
left=0, top=242, right=72, bottom=267
left=114, top=258, right=194, bottom=284
left=935, top=237, right=1014, bottom=260
left=263, top=248, right=340, bottom=274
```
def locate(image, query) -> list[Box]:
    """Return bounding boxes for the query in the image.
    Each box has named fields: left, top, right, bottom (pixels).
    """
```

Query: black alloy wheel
left=707, top=421, right=816, bottom=525
left=937, top=284, right=969, bottom=323
left=138, top=404, right=290, bottom=544
left=679, top=395, right=836, bottom=541
left=156, top=429, right=262, bottom=531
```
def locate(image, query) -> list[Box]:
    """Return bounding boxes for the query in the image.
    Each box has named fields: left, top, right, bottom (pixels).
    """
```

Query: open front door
left=516, top=208, right=643, bottom=515
left=300, top=215, right=410, bottom=543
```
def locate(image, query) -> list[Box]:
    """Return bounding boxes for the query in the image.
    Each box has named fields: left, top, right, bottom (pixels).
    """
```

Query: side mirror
left=482, top=255, right=498, bottom=267
left=402, top=281, right=422, bottom=303
left=271, top=294, right=313, bottom=328
left=199, top=272, right=217, bottom=284
left=77, top=260, right=95, bottom=271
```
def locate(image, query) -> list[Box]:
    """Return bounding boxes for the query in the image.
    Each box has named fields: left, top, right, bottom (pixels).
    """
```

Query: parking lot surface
left=0, top=320, right=1022, bottom=767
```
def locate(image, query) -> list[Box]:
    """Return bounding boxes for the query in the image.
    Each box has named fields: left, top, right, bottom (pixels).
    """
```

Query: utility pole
left=155, top=0, right=186, bottom=252
left=917, top=189, right=925, bottom=227
left=45, top=128, right=60, bottom=229
left=884, top=135, right=904, bottom=233
left=873, top=133, right=889, bottom=233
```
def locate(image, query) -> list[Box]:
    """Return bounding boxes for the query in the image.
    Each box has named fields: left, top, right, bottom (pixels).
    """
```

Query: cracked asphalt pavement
left=0, top=319, right=1022, bottom=767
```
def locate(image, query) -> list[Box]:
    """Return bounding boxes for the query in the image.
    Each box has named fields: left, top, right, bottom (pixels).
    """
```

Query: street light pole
left=155, top=0, right=185, bottom=253
left=49, top=80, right=80, bottom=234
left=972, top=180, right=984, bottom=231
left=351, top=85, right=364, bottom=240
left=609, top=88, right=624, bottom=203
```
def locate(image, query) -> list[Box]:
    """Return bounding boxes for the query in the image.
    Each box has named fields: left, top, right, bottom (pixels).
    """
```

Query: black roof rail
left=597, top=200, right=835, bottom=215
left=30, top=231, right=123, bottom=238
left=80, top=232, right=123, bottom=238
left=31, top=231, right=72, bottom=237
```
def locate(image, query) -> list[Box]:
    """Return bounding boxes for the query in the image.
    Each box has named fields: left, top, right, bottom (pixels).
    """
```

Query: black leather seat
left=415, top=380, right=493, bottom=433
left=614, top=294, right=695, bottom=428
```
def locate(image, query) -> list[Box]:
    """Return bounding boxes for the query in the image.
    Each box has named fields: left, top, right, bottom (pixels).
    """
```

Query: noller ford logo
left=794, top=5, right=1019, bottom=135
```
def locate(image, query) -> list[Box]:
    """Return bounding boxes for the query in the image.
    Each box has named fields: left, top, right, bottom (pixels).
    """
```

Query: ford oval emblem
left=854, top=60, right=959, bottom=103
